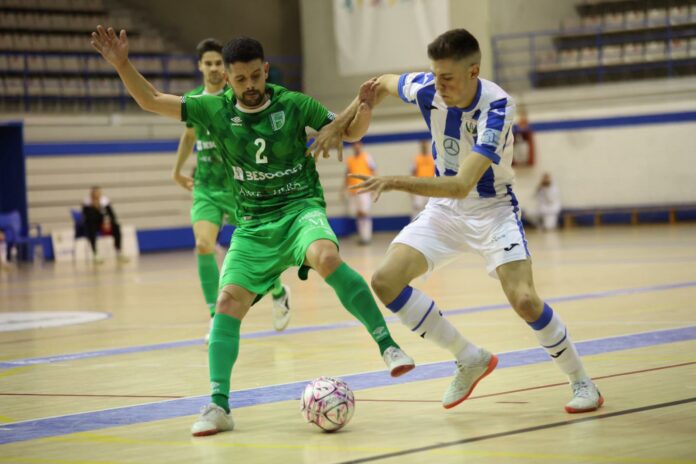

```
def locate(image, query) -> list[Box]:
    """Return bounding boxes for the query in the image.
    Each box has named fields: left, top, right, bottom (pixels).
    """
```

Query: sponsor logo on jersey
left=231, top=163, right=304, bottom=182
left=196, top=140, right=217, bottom=151
left=230, top=116, right=243, bottom=127
left=270, top=111, right=285, bottom=131
left=443, top=137, right=459, bottom=156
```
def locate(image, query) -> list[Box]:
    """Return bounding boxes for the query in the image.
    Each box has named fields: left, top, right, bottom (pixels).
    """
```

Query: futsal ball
left=300, top=376, right=355, bottom=432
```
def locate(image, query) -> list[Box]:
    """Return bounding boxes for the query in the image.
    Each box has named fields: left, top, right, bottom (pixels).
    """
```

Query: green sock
left=270, top=278, right=284, bottom=298
left=325, top=262, right=398, bottom=355
left=209, top=313, right=241, bottom=413
left=197, top=253, right=219, bottom=318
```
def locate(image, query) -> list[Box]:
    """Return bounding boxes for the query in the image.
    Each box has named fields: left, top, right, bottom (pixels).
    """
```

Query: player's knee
left=215, top=289, right=250, bottom=318
left=314, top=249, right=342, bottom=276
left=509, top=289, right=542, bottom=320
left=215, top=291, right=235, bottom=315
left=371, top=269, right=399, bottom=303
left=195, top=238, right=215, bottom=255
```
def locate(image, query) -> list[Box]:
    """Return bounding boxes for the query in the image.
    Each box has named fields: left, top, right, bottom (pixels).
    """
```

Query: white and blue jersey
left=392, top=73, right=530, bottom=276
left=397, top=73, right=516, bottom=204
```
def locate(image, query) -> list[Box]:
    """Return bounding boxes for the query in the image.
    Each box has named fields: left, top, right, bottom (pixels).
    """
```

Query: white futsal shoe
left=382, top=346, right=415, bottom=377
left=565, top=379, right=604, bottom=413
left=191, top=403, right=235, bottom=436
left=272, top=285, right=292, bottom=331
left=443, top=348, right=498, bottom=409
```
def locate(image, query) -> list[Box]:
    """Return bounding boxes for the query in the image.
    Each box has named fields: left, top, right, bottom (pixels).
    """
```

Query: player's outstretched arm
left=172, top=127, right=196, bottom=191
left=348, top=152, right=492, bottom=201
left=311, top=74, right=400, bottom=161
left=90, top=25, right=181, bottom=119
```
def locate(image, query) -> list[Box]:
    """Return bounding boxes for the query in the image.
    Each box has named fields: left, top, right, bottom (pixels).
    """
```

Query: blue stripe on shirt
left=476, top=166, right=496, bottom=198
left=416, top=86, right=436, bottom=131
left=472, top=145, right=501, bottom=164
left=444, top=108, right=463, bottom=140
left=485, top=98, right=507, bottom=131
left=397, top=73, right=413, bottom=104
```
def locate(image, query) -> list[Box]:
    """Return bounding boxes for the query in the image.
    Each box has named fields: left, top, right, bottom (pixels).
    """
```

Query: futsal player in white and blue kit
left=338, top=29, right=603, bottom=413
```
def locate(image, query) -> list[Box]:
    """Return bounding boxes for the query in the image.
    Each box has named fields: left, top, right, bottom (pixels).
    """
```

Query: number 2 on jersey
left=254, top=138, right=268, bottom=164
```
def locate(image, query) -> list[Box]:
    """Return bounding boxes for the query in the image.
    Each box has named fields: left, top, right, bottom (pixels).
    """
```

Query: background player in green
left=90, top=26, right=415, bottom=436
left=172, top=38, right=291, bottom=339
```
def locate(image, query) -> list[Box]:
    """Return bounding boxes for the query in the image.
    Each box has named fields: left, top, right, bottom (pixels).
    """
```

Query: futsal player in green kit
left=90, top=26, right=416, bottom=436
left=172, top=38, right=291, bottom=339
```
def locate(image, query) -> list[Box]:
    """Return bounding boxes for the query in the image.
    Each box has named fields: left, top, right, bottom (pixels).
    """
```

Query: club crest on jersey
left=270, top=111, right=285, bottom=131
left=465, top=121, right=478, bottom=136
left=443, top=137, right=459, bottom=156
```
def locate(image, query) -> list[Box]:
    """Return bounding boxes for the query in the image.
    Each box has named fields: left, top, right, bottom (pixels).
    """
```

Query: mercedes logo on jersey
left=443, top=137, right=460, bottom=156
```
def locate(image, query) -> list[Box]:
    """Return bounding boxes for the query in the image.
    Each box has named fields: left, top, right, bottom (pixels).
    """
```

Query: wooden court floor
left=1, top=224, right=695, bottom=464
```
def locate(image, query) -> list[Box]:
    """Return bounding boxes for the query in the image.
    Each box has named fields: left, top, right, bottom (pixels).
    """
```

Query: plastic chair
left=0, top=210, right=43, bottom=262
left=70, top=209, right=85, bottom=238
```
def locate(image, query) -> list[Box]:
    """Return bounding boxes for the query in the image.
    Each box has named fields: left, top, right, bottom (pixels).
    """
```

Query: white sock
left=529, top=303, right=587, bottom=382
left=386, top=286, right=479, bottom=363
left=357, top=218, right=372, bottom=242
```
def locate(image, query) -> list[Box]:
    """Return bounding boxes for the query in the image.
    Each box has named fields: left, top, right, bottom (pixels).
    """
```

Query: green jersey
left=181, top=83, right=335, bottom=226
left=184, top=84, right=232, bottom=191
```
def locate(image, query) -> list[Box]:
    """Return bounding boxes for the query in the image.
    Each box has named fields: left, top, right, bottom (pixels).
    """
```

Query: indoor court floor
left=1, top=224, right=695, bottom=463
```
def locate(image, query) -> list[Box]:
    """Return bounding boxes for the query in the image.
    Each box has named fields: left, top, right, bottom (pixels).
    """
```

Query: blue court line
left=1, top=325, right=695, bottom=445
left=2, top=280, right=695, bottom=370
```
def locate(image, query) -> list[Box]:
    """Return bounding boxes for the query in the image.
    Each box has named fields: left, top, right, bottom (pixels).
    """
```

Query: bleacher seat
left=622, top=43, right=644, bottom=63
left=601, top=45, right=622, bottom=65
left=625, top=10, right=646, bottom=29
left=644, top=41, right=666, bottom=61
left=647, top=8, right=668, bottom=27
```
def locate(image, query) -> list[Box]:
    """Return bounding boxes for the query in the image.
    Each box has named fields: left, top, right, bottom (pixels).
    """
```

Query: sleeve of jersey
left=397, top=72, right=429, bottom=105
left=180, top=95, right=207, bottom=127
left=472, top=98, right=514, bottom=165
left=297, top=94, right=336, bottom=131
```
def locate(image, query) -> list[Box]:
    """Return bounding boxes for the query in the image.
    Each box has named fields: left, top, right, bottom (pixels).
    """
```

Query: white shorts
left=392, top=197, right=530, bottom=278
left=348, top=192, right=372, bottom=215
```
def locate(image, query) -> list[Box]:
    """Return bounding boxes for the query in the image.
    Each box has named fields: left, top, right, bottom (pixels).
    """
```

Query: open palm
left=90, top=25, right=129, bottom=67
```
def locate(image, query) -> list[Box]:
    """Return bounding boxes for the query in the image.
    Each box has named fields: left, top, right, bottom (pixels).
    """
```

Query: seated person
left=82, top=186, right=128, bottom=263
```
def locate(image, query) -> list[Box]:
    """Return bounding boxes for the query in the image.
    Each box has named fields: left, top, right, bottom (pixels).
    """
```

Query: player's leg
left=496, top=259, right=603, bottom=412
left=356, top=192, right=372, bottom=244
left=191, top=282, right=255, bottom=436
left=295, top=208, right=414, bottom=376
left=83, top=209, right=102, bottom=262
left=270, top=276, right=291, bottom=331
left=111, top=221, right=128, bottom=262
left=193, top=220, right=221, bottom=318
left=191, top=189, right=224, bottom=327
left=372, top=242, right=494, bottom=408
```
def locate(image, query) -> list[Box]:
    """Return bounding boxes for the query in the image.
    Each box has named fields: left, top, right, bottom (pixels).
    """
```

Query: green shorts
left=219, top=207, right=338, bottom=296
left=190, top=187, right=237, bottom=227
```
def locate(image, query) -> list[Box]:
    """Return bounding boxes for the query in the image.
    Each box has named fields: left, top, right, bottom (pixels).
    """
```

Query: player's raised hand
left=347, top=174, right=393, bottom=202
left=309, top=123, right=344, bottom=162
left=90, top=25, right=129, bottom=68
left=358, top=77, right=379, bottom=109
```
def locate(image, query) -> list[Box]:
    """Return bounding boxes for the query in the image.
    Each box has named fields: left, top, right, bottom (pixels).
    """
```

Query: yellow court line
left=0, top=365, right=34, bottom=378
left=0, top=414, right=16, bottom=423
left=0, top=458, right=126, bottom=464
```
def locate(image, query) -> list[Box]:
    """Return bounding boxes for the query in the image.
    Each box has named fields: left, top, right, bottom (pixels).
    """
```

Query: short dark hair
left=427, top=29, right=480, bottom=62
left=222, top=37, right=264, bottom=65
left=195, top=38, right=223, bottom=61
